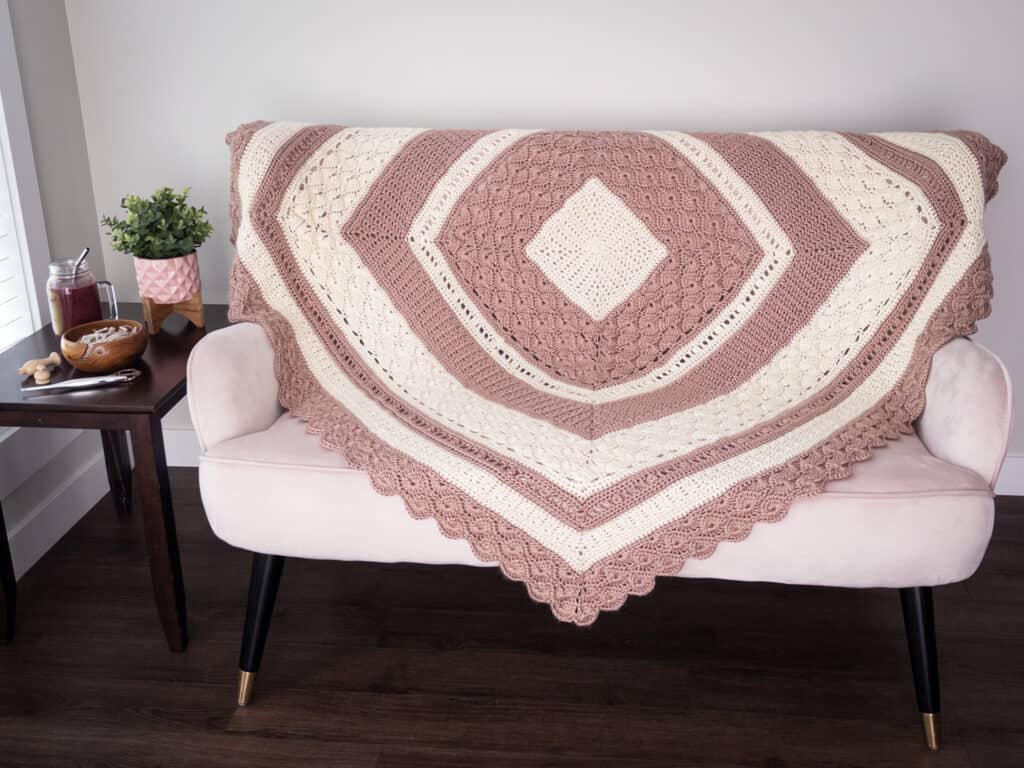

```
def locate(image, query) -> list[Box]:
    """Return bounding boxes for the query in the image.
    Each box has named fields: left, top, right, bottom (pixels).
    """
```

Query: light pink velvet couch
left=188, top=325, right=1011, bottom=749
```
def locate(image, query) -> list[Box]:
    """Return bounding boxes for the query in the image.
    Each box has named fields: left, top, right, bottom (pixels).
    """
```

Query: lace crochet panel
left=226, top=124, right=1004, bottom=624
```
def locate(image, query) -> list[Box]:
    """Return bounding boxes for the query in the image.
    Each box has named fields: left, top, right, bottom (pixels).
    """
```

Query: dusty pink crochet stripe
left=256, top=126, right=674, bottom=525
left=946, top=130, right=1007, bottom=201
left=380, top=129, right=960, bottom=535
left=341, top=130, right=591, bottom=436
left=228, top=123, right=995, bottom=622
left=242, top=125, right=982, bottom=539
left=528, top=131, right=975, bottom=527
left=436, top=131, right=764, bottom=390
left=247, top=126, right=802, bottom=530
left=575, top=132, right=976, bottom=526
left=342, top=131, right=866, bottom=440
left=229, top=234, right=992, bottom=624
left=226, top=121, right=269, bottom=245
left=278, top=128, right=959, bottom=493
left=583, top=132, right=868, bottom=437
left=252, top=128, right=647, bottom=524
left=246, top=126, right=593, bottom=521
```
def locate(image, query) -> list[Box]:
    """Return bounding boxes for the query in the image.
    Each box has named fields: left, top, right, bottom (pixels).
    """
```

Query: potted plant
left=101, top=187, right=213, bottom=332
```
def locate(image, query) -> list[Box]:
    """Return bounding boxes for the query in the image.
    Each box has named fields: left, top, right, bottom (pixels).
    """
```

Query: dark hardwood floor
left=0, top=472, right=1021, bottom=767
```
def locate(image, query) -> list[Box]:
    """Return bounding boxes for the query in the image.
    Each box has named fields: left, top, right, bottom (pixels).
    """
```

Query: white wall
left=65, top=0, right=1024, bottom=459
left=9, top=0, right=102, bottom=274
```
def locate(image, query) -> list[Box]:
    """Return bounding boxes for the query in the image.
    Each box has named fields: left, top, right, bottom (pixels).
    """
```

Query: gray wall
left=3, top=0, right=109, bottom=578
left=64, top=0, right=1024, bottom=452
left=9, top=0, right=102, bottom=274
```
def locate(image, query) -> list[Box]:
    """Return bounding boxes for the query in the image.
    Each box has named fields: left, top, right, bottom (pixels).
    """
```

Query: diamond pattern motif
left=525, top=178, right=668, bottom=320
left=436, top=131, right=766, bottom=390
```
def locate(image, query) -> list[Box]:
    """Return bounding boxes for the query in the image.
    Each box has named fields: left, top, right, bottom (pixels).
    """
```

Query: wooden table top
left=0, top=304, right=229, bottom=417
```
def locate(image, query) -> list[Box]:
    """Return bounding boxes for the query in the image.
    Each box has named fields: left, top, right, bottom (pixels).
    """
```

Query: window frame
left=0, top=0, right=55, bottom=452
left=0, top=0, right=54, bottom=346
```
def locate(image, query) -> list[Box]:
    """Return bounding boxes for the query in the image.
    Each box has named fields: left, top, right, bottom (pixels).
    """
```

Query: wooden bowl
left=61, top=319, right=148, bottom=374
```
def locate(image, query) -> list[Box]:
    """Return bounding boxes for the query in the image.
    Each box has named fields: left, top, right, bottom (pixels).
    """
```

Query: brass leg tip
left=921, top=712, right=940, bottom=751
left=237, top=670, right=256, bottom=706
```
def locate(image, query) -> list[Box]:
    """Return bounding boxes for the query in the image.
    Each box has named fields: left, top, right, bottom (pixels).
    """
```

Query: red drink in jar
left=47, top=258, right=118, bottom=335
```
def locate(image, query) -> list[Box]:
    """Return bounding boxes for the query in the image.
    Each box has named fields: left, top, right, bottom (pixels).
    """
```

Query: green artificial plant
left=100, top=187, right=213, bottom=260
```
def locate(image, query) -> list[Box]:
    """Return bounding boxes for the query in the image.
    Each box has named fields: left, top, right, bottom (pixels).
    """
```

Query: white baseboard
left=0, top=425, right=81, bottom=498
left=995, top=454, right=1024, bottom=496
left=3, top=426, right=198, bottom=582
left=3, top=426, right=195, bottom=582
left=6, top=440, right=109, bottom=579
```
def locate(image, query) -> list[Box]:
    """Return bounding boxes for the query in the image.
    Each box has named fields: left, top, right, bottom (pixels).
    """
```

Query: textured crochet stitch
left=226, top=123, right=1005, bottom=625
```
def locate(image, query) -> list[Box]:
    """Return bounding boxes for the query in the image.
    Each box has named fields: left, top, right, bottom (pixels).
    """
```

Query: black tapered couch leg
left=900, top=586, right=941, bottom=750
left=237, top=553, right=285, bottom=706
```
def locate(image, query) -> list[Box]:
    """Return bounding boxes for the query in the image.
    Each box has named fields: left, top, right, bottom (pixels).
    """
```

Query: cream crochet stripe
left=226, top=123, right=1003, bottom=624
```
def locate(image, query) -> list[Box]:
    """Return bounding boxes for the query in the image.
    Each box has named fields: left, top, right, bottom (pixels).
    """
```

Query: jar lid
left=49, top=258, right=91, bottom=277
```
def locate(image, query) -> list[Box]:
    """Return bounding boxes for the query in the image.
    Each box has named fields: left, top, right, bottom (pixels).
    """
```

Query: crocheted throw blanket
left=226, top=123, right=1005, bottom=624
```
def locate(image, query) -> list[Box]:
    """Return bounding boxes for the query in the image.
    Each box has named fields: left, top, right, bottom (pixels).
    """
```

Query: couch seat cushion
left=199, top=414, right=994, bottom=588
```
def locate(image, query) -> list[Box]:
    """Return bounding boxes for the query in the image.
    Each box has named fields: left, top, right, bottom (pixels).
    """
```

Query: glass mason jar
left=46, top=258, right=118, bottom=336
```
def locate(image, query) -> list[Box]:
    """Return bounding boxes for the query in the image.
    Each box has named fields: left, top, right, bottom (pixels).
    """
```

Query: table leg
left=129, top=413, right=188, bottom=651
left=101, top=429, right=133, bottom=517
left=0, top=499, right=16, bottom=644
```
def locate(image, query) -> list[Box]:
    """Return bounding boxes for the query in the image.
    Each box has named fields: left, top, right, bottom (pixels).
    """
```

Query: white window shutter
left=0, top=157, right=36, bottom=350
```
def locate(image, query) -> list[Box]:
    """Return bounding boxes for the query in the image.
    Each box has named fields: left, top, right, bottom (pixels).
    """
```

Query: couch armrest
left=917, top=338, right=1013, bottom=489
left=187, top=322, right=283, bottom=453
left=188, top=325, right=1012, bottom=485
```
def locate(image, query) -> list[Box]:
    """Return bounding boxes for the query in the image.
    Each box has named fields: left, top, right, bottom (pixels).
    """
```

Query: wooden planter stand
left=142, top=290, right=205, bottom=334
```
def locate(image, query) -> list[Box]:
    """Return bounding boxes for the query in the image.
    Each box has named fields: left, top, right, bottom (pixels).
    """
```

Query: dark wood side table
left=0, top=303, right=228, bottom=651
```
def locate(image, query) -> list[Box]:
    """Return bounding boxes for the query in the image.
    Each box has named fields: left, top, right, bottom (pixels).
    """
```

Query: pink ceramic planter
left=134, top=251, right=202, bottom=303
